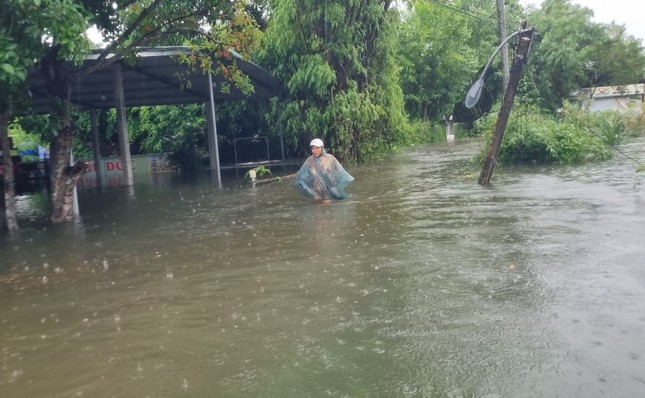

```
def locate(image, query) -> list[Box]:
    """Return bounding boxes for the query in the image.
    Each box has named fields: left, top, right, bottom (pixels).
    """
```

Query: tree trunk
left=42, top=47, right=87, bottom=223
left=49, top=124, right=87, bottom=223
left=0, top=112, right=19, bottom=232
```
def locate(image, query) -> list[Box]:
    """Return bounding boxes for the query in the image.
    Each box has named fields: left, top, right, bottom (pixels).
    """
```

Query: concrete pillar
left=113, top=63, right=134, bottom=186
left=89, top=109, right=105, bottom=188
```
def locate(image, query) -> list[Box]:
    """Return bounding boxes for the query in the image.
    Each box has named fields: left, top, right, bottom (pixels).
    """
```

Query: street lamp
left=465, top=28, right=532, bottom=109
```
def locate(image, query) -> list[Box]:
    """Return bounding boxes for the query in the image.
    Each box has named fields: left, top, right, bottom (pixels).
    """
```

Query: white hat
left=310, top=138, right=324, bottom=147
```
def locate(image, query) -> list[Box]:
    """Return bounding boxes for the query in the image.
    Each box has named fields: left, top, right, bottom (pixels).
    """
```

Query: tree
left=259, top=0, right=414, bottom=163
left=584, top=23, right=645, bottom=86
left=1, top=0, right=91, bottom=231
left=524, top=0, right=645, bottom=110
left=398, top=0, right=484, bottom=122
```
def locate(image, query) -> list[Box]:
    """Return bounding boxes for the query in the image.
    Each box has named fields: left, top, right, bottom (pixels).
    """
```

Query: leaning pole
left=478, top=27, right=535, bottom=186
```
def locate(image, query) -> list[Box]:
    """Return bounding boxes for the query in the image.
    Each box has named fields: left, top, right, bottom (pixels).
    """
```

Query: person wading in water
left=295, top=138, right=354, bottom=202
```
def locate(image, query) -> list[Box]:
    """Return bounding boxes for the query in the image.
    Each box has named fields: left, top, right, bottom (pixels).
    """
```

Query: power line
left=426, top=0, right=497, bottom=25
left=424, top=0, right=510, bottom=31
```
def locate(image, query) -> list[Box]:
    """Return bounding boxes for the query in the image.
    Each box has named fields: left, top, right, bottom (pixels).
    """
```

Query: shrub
left=470, top=101, right=643, bottom=165
left=160, top=123, right=207, bottom=173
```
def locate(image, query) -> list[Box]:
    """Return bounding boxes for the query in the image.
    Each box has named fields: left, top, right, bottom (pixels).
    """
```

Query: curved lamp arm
left=465, top=28, right=533, bottom=109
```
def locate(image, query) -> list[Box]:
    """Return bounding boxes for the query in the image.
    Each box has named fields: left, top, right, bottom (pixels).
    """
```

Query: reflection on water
left=1, top=138, right=645, bottom=397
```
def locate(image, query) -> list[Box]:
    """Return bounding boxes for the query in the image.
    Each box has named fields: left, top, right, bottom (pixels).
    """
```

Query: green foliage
left=7, top=121, right=48, bottom=163
left=1, top=0, right=90, bottom=114
left=0, top=32, right=28, bottom=85
left=586, top=112, right=626, bottom=146
left=398, top=0, right=486, bottom=122
left=584, top=24, right=645, bottom=86
left=15, top=114, right=58, bottom=143
left=72, top=109, right=118, bottom=158
left=160, top=121, right=207, bottom=173
left=165, top=0, right=264, bottom=95
left=626, top=118, right=645, bottom=137
left=522, top=0, right=595, bottom=111
left=244, top=166, right=271, bottom=179
left=259, top=0, right=414, bottom=163
left=129, top=105, right=205, bottom=154
left=429, top=122, right=450, bottom=144
left=70, top=104, right=206, bottom=160
left=561, top=103, right=644, bottom=143
left=473, top=102, right=623, bottom=164
left=406, top=120, right=446, bottom=145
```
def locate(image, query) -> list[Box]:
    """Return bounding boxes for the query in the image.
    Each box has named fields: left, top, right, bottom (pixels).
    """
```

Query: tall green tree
left=524, top=0, right=645, bottom=110
left=584, top=23, right=645, bottom=86
left=259, top=0, right=413, bottom=162
left=398, top=0, right=483, bottom=122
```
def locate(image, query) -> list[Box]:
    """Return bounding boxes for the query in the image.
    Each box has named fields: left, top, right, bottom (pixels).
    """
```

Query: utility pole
left=496, top=0, right=510, bottom=92
left=479, top=26, right=534, bottom=186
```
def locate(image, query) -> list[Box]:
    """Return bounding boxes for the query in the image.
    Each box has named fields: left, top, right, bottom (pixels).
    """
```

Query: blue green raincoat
left=295, top=152, right=354, bottom=200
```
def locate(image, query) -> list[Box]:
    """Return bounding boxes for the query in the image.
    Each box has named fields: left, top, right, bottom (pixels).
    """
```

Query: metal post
left=207, top=73, right=222, bottom=188
left=89, top=109, right=105, bottom=188
left=277, top=114, right=287, bottom=172
left=70, top=150, right=79, bottom=215
left=479, top=27, right=534, bottom=185
left=233, top=135, right=239, bottom=178
left=265, top=137, right=270, bottom=161
left=233, top=136, right=239, bottom=166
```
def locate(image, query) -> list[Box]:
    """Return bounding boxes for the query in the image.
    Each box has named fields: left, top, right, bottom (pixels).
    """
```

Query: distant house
left=569, top=83, right=644, bottom=114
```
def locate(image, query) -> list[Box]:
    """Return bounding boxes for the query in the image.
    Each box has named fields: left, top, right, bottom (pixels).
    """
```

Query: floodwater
left=1, top=138, right=644, bottom=398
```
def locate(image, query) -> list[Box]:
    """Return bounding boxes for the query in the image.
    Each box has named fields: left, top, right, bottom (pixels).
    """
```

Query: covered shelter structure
left=26, top=46, right=280, bottom=189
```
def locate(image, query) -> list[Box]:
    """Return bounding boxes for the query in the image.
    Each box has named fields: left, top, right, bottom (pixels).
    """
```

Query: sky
left=87, top=1, right=645, bottom=45
left=524, top=0, right=645, bottom=43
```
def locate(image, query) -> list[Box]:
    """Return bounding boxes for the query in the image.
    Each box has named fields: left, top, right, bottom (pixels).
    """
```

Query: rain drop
left=10, top=369, right=24, bottom=382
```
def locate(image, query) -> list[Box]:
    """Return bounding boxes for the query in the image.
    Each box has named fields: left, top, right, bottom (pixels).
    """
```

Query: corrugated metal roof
left=570, top=83, right=644, bottom=99
left=25, top=46, right=280, bottom=115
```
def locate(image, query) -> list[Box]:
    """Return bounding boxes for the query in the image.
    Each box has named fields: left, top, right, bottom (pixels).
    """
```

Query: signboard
left=78, top=154, right=176, bottom=188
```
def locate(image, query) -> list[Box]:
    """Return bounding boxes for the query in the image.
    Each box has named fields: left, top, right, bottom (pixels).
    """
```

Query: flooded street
left=1, top=138, right=644, bottom=397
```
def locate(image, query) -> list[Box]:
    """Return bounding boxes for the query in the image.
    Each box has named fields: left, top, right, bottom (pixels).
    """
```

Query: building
left=569, top=83, right=644, bottom=114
